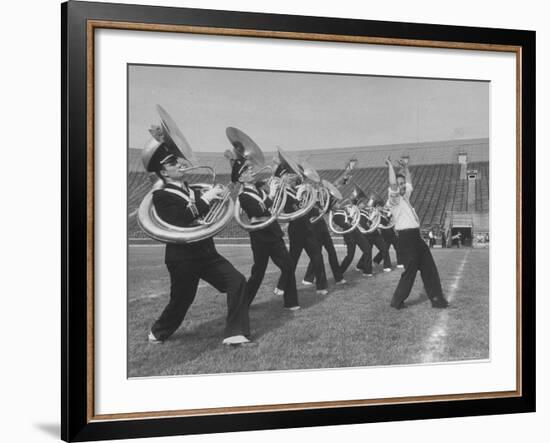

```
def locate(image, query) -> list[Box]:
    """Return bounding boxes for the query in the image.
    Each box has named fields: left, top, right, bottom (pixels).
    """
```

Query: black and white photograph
left=0, top=0, right=543, bottom=440
left=127, top=64, right=490, bottom=377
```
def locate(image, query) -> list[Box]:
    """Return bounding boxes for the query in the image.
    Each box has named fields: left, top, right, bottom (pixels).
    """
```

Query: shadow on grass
left=249, top=285, right=330, bottom=340
left=128, top=281, right=331, bottom=376
left=405, top=292, right=429, bottom=307
left=171, top=281, right=330, bottom=343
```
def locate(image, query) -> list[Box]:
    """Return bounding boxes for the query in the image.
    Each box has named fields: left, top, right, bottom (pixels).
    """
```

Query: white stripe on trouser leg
left=421, top=250, right=470, bottom=363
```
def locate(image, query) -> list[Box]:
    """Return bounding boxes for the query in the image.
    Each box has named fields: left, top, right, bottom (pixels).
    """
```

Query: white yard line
left=420, top=250, right=470, bottom=363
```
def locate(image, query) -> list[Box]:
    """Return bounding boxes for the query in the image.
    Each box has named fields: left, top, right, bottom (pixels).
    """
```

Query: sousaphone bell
left=137, top=105, right=235, bottom=243
left=276, top=149, right=318, bottom=223
left=227, top=127, right=288, bottom=232
left=298, top=158, right=330, bottom=224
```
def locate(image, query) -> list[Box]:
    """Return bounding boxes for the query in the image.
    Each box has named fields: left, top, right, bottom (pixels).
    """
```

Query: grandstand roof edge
left=129, top=137, right=489, bottom=156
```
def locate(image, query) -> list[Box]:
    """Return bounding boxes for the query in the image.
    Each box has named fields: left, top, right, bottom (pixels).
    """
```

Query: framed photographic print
left=62, top=1, right=535, bottom=441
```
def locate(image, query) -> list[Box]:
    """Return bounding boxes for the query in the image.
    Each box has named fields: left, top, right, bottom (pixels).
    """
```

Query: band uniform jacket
left=331, top=208, right=353, bottom=231
left=152, top=182, right=217, bottom=262
left=309, top=207, right=329, bottom=234
left=358, top=208, right=377, bottom=233
left=284, top=187, right=314, bottom=234
left=238, top=185, right=284, bottom=243
left=378, top=210, right=393, bottom=230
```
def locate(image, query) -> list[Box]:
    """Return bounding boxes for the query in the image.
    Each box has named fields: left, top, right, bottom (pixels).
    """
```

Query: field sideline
left=128, top=245, right=489, bottom=377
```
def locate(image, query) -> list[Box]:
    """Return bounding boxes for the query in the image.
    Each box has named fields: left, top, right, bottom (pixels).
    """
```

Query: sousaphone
left=377, top=206, right=395, bottom=229
left=228, top=127, right=288, bottom=232
left=326, top=158, right=360, bottom=232
left=137, top=105, right=234, bottom=243
left=328, top=187, right=362, bottom=235
left=328, top=206, right=362, bottom=235
left=369, top=190, right=394, bottom=230
left=276, top=149, right=318, bottom=222
left=354, top=186, right=381, bottom=234
left=298, top=158, right=330, bottom=224
left=226, top=126, right=266, bottom=166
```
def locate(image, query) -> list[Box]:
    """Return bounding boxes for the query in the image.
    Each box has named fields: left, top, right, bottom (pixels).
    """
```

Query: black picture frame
left=61, top=1, right=536, bottom=441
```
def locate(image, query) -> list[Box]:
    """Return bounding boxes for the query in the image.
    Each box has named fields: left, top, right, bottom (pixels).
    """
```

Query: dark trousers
left=304, top=229, right=343, bottom=283
left=279, top=223, right=327, bottom=290
left=247, top=237, right=298, bottom=308
left=375, top=229, right=402, bottom=265
left=358, top=232, right=391, bottom=271
left=390, top=229, right=445, bottom=307
left=340, top=229, right=373, bottom=274
left=151, top=253, right=249, bottom=341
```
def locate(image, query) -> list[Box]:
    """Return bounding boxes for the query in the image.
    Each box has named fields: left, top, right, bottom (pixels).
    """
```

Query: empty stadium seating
left=128, top=138, right=489, bottom=239
left=127, top=161, right=490, bottom=239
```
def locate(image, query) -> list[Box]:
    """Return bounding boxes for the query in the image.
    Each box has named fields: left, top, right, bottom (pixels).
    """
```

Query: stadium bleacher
left=128, top=138, right=489, bottom=240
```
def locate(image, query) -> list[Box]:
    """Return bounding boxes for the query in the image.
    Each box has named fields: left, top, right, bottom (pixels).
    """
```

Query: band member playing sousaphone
left=140, top=106, right=253, bottom=346
left=373, top=198, right=403, bottom=268
left=332, top=186, right=376, bottom=278
left=274, top=149, right=328, bottom=296
left=225, top=127, right=299, bottom=310
left=355, top=193, right=393, bottom=275
left=302, top=163, right=349, bottom=286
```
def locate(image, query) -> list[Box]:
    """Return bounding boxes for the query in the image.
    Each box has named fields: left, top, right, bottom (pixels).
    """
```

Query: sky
left=128, top=64, right=489, bottom=153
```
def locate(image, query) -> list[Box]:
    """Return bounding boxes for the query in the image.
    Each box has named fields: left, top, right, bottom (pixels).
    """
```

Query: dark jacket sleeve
left=332, top=212, right=350, bottom=230
left=192, top=188, right=211, bottom=215
left=284, top=193, right=300, bottom=213
left=309, top=207, right=320, bottom=219
left=264, top=196, right=274, bottom=210
left=152, top=190, right=210, bottom=227
left=239, top=193, right=270, bottom=218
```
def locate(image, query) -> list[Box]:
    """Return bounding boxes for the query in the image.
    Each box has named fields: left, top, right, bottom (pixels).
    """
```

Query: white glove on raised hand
left=201, top=185, right=224, bottom=203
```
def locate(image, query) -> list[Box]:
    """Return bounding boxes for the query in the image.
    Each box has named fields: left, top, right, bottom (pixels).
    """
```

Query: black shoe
left=431, top=297, right=449, bottom=309
left=391, top=301, right=408, bottom=310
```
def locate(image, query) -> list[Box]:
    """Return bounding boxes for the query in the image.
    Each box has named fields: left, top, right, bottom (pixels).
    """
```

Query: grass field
left=128, top=244, right=489, bottom=377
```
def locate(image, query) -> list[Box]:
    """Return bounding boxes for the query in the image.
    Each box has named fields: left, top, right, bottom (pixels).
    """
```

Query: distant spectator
left=441, top=230, right=447, bottom=248
left=428, top=229, right=435, bottom=248
left=451, top=232, right=462, bottom=248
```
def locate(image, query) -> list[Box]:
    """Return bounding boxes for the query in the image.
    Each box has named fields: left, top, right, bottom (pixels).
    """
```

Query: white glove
left=268, top=180, right=279, bottom=199
left=202, top=185, right=224, bottom=203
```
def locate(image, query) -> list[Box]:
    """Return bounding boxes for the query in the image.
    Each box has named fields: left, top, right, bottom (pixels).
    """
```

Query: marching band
left=137, top=105, right=449, bottom=346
